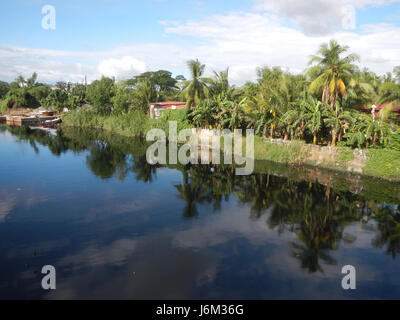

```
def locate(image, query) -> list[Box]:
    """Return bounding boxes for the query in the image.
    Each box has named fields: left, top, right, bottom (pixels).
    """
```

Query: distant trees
left=3, top=73, right=51, bottom=109
left=0, top=81, right=10, bottom=99
left=86, top=76, right=116, bottom=115
left=1, top=39, right=400, bottom=151
left=41, top=89, right=68, bottom=111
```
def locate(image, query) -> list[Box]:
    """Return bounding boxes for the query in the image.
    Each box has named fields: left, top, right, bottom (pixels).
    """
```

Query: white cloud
left=1, top=8, right=400, bottom=86
left=252, top=0, right=400, bottom=35
left=98, top=56, right=147, bottom=80
left=162, top=12, right=400, bottom=83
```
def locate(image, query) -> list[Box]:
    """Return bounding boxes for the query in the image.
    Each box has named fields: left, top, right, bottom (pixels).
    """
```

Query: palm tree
left=207, top=68, right=236, bottom=100
left=181, top=59, right=209, bottom=107
left=308, top=40, right=359, bottom=108
left=136, top=79, right=158, bottom=111
left=302, top=94, right=329, bottom=145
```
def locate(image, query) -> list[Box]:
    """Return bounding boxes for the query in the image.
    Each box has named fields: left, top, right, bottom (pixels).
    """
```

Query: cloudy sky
left=0, top=0, right=400, bottom=84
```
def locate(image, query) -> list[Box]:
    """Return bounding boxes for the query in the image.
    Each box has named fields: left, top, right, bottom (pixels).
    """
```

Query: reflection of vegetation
left=86, top=141, right=128, bottom=180
left=371, top=204, right=400, bottom=258
left=3, top=125, right=400, bottom=272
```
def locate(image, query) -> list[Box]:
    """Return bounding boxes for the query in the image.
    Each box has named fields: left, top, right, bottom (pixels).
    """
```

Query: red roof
left=150, top=101, right=187, bottom=110
left=358, top=101, right=400, bottom=114
left=151, top=101, right=186, bottom=106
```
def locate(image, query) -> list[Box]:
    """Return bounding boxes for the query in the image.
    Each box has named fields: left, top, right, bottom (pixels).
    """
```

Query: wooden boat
left=43, top=118, right=61, bottom=126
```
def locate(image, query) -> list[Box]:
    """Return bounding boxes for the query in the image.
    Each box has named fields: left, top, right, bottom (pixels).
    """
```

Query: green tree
left=86, top=76, right=116, bottom=115
left=181, top=59, right=209, bottom=107
left=207, top=68, right=235, bottom=100
left=302, top=94, right=329, bottom=145
left=41, top=89, right=68, bottom=111
left=0, top=81, right=10, bottom=99
left=308, top=40, right=359, bottom=107
left=324, top=105, right=352, bottom=146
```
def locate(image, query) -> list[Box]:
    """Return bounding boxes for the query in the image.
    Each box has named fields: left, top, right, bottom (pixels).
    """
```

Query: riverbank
left=249, top=136, right=400, bottom=182
left=61, top=110, right=400, bottom=182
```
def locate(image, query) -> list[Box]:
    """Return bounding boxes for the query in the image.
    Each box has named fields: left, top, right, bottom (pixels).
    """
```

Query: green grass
left=364, top=148, right=400, bottom=179
left=61, top=108, right=191, bottom=139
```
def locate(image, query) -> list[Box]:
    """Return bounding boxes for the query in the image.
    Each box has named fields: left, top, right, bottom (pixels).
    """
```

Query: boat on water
left=43, top=118, right=62, bottom=126
left=29, top=126, right=58, bottom=136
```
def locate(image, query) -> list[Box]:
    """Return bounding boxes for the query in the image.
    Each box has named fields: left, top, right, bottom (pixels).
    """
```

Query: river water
left=0, top=125, right=399, bottom=299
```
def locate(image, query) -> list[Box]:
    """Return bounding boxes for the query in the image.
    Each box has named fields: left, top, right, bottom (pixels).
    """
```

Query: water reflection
left=0, top=125, right=399, bottom=299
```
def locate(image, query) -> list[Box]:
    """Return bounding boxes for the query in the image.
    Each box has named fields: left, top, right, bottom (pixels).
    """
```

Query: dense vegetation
left=1, top=40, right=400, bottom=152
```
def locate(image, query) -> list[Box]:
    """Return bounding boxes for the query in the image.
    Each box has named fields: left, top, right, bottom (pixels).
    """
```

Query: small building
left=149, top=101, right=186, bottom=119
left=358, top=102, right=400, bottom=116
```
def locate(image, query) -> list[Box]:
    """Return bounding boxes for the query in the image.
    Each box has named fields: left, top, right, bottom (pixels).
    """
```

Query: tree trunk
left=313, top=134, right=317, bottom=145
left=322, top=85, right=329, bottom=104
left=331, top=127, right=337, bottom=147
left=330, top=80, right=339, bottom=108
left=283, top=129, right=288, bottom=140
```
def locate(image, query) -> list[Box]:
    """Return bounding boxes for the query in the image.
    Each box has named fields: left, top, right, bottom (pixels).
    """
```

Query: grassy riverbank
left=250, top=136, right=400, bottom=181
left=61, top=110, right=400, bottom=182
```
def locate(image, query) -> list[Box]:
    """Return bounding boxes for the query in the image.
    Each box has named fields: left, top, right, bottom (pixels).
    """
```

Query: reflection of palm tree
left=174, top=168, right=208, bottom=218
left=372, top=205, right=400, bottom=258
left=234, top=174, right=274, bottom=219
left=267, top=182, right=359, bottom=273
left=131, top=155, right=157, bottom=183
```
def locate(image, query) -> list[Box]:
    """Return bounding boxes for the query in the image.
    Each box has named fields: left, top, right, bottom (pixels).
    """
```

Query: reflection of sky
left=0, top=130, right=400, bottom=299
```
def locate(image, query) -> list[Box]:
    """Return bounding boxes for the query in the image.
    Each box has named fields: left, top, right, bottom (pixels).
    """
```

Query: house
left=358, top=102, right=400, bottom=116
left=149, top=101, right=186, bottom=119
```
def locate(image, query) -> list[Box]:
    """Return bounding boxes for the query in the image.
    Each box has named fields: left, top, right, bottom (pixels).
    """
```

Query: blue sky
left=0, top=0, right=399, bottom=84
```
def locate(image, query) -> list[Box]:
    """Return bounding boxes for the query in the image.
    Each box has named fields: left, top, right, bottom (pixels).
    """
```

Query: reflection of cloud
left=173, top=205, right=293, bottom=249
left=58, top=239, right=138, bottom=270
left=0, top=187, right=49, bottom=223
left=45, top=233, right=220, bottom=299
left=172, top=204, right=392, bottom=299
left=0, top=196, right=16, bottom=222
left=91, top=201, right=148, bottom=215
left=88, top=191, right=162, bottom=217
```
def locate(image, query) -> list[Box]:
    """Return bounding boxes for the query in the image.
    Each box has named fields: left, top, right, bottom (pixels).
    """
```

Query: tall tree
left=181, top=59, right=209, bottom=107
left=308, top=40, right=359, bottom=107
left=86, top=76, right=116, bottom=115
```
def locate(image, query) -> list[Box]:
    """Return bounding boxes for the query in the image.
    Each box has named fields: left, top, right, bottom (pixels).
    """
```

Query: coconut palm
left=207, top=68, right=235, bottom=100
left=181, top=59, right=209, bottom=107
left=308, top=40, right=359, bottom=108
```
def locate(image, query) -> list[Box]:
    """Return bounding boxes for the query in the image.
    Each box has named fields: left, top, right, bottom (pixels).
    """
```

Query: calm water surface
left=0, top=125, right=399, bottom=299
